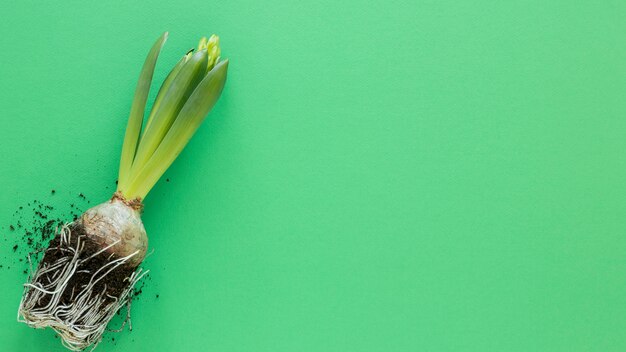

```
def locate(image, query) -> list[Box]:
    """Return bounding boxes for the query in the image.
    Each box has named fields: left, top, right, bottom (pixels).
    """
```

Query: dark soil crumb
left=12, top=245, right=17, bottom=252
left=132, top=281, right=145, bottom=300
left=9, top=225, right=14, bottom=231
left=166, top=178, right=170, bottom=182
left=51, top=190, right=56, bottom=195
left=34, top=211, right=47, bottom=219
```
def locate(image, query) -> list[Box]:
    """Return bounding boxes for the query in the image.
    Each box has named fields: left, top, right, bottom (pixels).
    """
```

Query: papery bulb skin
left=80, top=198, right=147, bottom=267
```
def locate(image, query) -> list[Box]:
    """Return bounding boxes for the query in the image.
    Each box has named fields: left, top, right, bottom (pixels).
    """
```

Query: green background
left=0, top=1, right=625, bottom=351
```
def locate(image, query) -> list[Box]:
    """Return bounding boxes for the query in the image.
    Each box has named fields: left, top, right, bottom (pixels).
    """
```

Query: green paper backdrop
left=1, top=1, right=625, bottom=351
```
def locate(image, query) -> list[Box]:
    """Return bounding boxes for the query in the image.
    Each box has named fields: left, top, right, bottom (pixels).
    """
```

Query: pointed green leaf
left=117, top=32, right=168, bottom=195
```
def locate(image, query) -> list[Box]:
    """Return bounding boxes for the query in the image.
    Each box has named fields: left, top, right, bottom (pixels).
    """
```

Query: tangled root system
left=18, top=224, right=147, bottom=351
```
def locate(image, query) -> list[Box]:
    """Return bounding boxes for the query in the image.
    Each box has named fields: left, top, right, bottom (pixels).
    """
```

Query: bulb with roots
left=18, top=194, right=149, bottom=351
left=17, top=31, right=228, bottom=351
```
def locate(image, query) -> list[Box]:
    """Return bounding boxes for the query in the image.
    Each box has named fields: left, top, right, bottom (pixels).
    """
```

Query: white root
left=18, top=224, right=148, bottom=351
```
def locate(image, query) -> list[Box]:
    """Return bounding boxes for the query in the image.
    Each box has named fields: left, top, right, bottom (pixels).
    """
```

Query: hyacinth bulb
left=18, top=32, right=228, bottom=351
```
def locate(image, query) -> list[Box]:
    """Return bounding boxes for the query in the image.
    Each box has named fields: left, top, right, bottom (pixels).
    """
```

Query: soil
left=4, top=190, right=93, bottom=273
left=33, top=224, right=137, bottom=309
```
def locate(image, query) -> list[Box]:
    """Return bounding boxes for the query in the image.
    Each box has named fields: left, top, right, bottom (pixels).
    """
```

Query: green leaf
left=143, top=50, right=193, bottom=132
left=129, top=49, right=209, bottom=179
left=126, top=59, right=229, bottom=199
left=117, top=32, right=168, bottom=195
